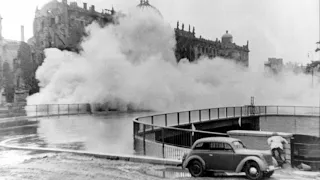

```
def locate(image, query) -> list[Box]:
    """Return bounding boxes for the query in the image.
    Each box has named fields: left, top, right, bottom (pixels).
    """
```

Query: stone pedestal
left=14, top=89, right=29, bottom=104
left=1, top=92, right=6, bottom=105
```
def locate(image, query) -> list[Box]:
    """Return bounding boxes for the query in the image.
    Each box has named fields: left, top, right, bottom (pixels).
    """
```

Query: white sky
left=0, top=0, right=319, bottom=70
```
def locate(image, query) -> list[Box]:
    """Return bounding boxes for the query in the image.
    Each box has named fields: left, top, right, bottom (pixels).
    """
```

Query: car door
left=209, top=142, right=235, bottom=171
left=192, top=142, right=212, bottom=167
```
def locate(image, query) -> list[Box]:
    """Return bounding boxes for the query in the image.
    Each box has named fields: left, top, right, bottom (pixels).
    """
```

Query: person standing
left=267, top=132, right=288, bottom=166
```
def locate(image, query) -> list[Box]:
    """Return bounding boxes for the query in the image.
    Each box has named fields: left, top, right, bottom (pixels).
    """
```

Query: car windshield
left=232, top=141, right=246, bottom=149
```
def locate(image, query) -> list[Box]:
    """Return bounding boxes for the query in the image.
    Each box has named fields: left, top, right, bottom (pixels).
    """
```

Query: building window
left=17, top=76, right=20, bottom=88
left=41, top=21, right=44, bottom=30
left=51, top=18, right=55, bottom=26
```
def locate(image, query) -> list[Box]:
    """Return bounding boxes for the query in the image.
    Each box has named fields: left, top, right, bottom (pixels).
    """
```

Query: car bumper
left=266, top=165, right=281, bottom=172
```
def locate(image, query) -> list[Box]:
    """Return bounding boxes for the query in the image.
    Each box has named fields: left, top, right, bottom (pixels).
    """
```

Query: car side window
left=209, top=142, right=233, bottom=151
left=194, top=142, right=210, bottom=150
left=224, top=143, right=233, bottom=151
left=209, top=142, right=224, bottom=150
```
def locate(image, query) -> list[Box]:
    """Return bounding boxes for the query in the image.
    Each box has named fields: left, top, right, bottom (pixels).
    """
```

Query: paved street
left=0, top=149, right=319, bottom=180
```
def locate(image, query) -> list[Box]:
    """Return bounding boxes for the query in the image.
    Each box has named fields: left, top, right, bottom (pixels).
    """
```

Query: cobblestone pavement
left=0, top=149, right=319, bottom=180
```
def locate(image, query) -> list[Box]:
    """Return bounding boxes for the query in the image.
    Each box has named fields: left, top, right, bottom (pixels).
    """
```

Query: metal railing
left=133, top=121, right=228, bottom=160
left=133, top=105, right=320, bottom=160
left=2, top=104, right=91, bottom=118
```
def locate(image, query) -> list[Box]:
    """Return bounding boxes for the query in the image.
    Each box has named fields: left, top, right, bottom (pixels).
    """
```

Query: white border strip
left=0, top=135, right=181, bottom=166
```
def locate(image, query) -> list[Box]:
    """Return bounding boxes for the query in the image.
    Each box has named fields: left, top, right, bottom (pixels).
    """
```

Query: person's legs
left=271, top=148, right=277, bottom=158
left=276, top=148, right=286, bottom=166
left=271, top=148, right=284, bottom=166
left=278, top=148, right=286, bottom=161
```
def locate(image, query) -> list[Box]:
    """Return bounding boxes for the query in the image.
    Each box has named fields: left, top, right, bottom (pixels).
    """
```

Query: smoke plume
left=27, top=8, right=320, bottom=112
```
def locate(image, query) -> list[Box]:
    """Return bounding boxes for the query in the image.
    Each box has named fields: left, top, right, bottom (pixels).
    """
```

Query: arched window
left=41, top=21, right=44, bottom=30
left=17, top=76, right=20, bottom=88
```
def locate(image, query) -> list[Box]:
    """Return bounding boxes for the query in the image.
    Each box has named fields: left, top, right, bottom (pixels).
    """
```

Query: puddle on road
left=141, top=167, right=247, bottom=179
left=142, top=167, right=191, bottom=178
left=0, top=150, right=56, bottom=166
left=7, top=135, right=86, bottom=151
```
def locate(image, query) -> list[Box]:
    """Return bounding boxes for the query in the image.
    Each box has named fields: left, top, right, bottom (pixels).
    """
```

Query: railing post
left=58, top=104, right=60, bottom=116
left=226, top=108, right=228, bottom=118
left=143, top=124, right=146, bottom=156
left=177, top=113, right=180, bottom=125
left=290, top=137, right=294, bottom=167
left=265, top=106, right=267, bottom=115
left=78, top=104, right=80, bottom=114
left=199, top=110, right=201, bottom=122
left=162, top=128, right=165, bottom=158
left=151, top=116, right=154, bottom=130
left=133, top=122, right=136, bottom=151
left=47, top=104, right=49, bottom=116
left=190, top=131, right=193, bottom=147
left=233, top=107, right=235, bottom=117
left=240, top=107, right=242, bottom=116
left=208, top=109, right=211, bottom=120
left=36, top=105, right=38, bottom=117
left=165, top=114, right=167, bottom=127
left=188, top=111, right=191, bottom=123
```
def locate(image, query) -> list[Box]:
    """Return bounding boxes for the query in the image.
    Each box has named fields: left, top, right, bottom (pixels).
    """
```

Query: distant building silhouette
left=264, top=58, right=283, bottom=74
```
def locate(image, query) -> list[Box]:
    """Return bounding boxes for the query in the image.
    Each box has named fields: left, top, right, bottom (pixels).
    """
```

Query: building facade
left=264, top=58, right=284, bottom=74
left=0, top=14, right=29, bottom=104
left=31, top=0, right=115, bottom=57
left=31, top=0, right=250, bottom=66
left=175, top=23, right=249, bottom=66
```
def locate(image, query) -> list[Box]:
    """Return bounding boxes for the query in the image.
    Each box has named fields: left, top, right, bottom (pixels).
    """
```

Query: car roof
left=194, top=137, right=240, bottom=144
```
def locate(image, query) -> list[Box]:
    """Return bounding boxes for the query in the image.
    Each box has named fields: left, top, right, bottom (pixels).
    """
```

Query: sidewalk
left=292, top=171, right=320, bottom=178
left=277, top=164, right=320, bottom=179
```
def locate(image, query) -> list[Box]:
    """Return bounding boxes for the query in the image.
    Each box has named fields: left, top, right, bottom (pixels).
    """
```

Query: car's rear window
left=232, top=141, right=246, bottom=149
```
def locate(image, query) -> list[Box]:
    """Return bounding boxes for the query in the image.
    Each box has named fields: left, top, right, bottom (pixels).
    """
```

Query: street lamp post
left=318, top=0, right=320, bottom=138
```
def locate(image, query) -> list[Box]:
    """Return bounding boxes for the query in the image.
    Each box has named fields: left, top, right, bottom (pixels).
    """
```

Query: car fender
left=182, top=155, right=206, bottom=169
left=235, top=156, right=267, bottom=173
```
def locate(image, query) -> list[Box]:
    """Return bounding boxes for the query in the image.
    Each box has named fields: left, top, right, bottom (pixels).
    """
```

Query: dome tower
left=137, top=0, right=162, bottom=17
left=221, top=30, right=233, bottom=44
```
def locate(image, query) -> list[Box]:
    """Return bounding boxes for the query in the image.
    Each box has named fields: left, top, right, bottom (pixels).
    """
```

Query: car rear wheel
left=244, top=161, right=264, bottom=180
left=188, top=160, right=204, bottom=177
left=263, top=171, right=274, bottom=178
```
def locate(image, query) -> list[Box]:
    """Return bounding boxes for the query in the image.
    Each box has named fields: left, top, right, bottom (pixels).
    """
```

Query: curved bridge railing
left=133, top=105, right=320, bottom=161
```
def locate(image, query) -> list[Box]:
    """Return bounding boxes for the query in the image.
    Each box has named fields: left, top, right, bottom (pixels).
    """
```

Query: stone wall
left=259, top=115, right=320, bottom=137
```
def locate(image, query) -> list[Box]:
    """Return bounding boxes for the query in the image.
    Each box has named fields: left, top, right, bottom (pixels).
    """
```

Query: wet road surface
left=0, top=149, right=319, bottom=180
left=0, top=114, right=319, bottom=179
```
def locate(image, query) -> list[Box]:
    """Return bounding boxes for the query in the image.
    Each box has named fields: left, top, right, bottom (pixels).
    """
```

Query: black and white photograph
left=0, top=0, right=319, bottom=179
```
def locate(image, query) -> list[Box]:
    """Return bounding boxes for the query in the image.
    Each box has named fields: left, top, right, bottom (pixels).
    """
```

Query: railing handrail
left=25, top=103, right=90, bottom=106
left=133, top=118, right=228, bottom=136
left=135, top=105, right=251, bottom=120
left=135, top=105, right=320, bottom=122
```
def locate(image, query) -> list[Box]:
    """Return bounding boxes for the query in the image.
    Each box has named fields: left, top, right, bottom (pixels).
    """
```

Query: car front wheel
left=244, top=161, right=264, bottom=180
left=188, top=160, right=204, bottom=177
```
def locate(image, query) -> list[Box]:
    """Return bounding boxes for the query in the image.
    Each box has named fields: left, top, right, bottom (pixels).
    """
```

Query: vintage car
left=181, top=137, right=279, bottom=180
